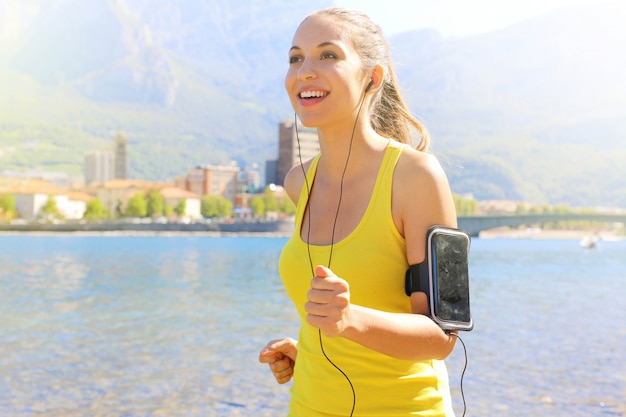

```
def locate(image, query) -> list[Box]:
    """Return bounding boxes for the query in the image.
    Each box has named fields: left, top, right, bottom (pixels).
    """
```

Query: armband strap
left=405, top=261, right=430, bottom=297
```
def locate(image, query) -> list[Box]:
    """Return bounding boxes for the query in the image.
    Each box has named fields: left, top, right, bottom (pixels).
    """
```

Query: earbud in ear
left=365, top=78, right=374, bottom=93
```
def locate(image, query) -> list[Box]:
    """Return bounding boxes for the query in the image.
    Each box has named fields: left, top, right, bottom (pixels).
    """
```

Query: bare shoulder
left=393, top=148, right=457, bottom=263
left=283, top=158, right=314, bottom=204
left=395, top=148, right=449, bottom=192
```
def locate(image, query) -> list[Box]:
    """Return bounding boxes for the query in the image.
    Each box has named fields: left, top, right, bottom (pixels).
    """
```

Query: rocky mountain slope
left=0, top=0, right=624, bottom=207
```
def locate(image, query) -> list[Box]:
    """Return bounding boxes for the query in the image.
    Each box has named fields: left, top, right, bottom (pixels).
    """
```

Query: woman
left=259, top=7, right=458, bottom=416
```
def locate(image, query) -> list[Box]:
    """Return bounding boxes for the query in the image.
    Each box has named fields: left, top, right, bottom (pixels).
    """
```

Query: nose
left=297, top=58, right=317, bottom=81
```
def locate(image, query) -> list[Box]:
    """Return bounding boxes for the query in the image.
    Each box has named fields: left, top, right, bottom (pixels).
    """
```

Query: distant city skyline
left=1, top=1, right=624, bottom=208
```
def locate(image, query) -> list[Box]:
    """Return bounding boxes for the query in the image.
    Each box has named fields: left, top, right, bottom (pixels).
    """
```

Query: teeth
left=300, top=90, right=327, bottom=98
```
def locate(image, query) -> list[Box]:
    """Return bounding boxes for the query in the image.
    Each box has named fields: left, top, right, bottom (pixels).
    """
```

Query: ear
left=366, top=65, right=385, bottom=93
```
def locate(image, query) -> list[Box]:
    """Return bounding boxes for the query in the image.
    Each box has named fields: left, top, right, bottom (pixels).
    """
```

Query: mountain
left=0, top=0, right=332, bottom=179
left=0, top=1, right=625, bottom=208
left=391, top=3, right=626, bottom=207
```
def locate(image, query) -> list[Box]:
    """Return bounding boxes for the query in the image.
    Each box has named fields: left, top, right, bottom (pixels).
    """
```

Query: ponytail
left=370, top=64, right=430, bottom=152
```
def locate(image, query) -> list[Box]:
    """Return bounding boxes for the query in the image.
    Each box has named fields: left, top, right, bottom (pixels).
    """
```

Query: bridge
left=457, top=213, right=626, bottom=237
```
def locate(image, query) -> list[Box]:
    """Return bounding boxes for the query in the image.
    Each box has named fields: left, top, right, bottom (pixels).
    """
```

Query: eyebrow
left=289, top=41, right=339, bottom=52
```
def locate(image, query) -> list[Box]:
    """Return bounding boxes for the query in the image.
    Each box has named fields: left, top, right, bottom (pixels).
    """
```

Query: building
left=91, top=179, right=201, bottom=219
left=83, top=133, right=128, bottom=185
left=160, top=186, right=202, bottom=219
left=0, top=177, right=91, bottom=220
left=269, top=119, right=319, bottom=186
left=64, top=190, right=94, bottom=219
left=84, top=149, right=115, bottom=185
left=238, top=165, right=261, bottom=194
left=114, top=133, right=127, bottom=179
left=175, top=164, right=240, bottom=205
left=265, top=159, right=278, bottom=187
left=96, top=179, right=159, bottom=217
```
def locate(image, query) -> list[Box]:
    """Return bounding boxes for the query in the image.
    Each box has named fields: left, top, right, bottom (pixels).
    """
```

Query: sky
left=334, top=0, right=612, bottom=37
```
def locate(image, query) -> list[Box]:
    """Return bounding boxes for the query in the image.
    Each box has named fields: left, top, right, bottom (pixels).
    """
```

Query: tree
left=453, top=193, right=477, bottom=216
left=0, top=194, right=15, bottom=212
left=126, top=193, right=147, bottom=217
left=278, top=194, right=296, bottom=215
left=201, top=196, right=218, bottom=217
left=216, top=197, right=233, bottom=217
left=263, top=186, right=279, bottom=213
left=83, top=199, right=108, bottom=221
left=40, top=195, right=61, bottom=219
left=553, top=205, right=571, bottom=214
left=115, top=199, right=124, bottom=218
left=201, top=195, right=232, bottom=218
left=0, top=194, right=16, bottom=220
left=146, top=191, right=165, bottom=217
left=174, top=199, right=186, bottom=216
left=249, top=195, right=265, bottom=216
left=248, top=189, right=294, bottom=217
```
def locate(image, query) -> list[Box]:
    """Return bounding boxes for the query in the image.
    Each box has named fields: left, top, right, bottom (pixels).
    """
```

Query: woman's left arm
left=308, top=268, right=456, bottom=361
left=305, top=150, right=458, bottom=361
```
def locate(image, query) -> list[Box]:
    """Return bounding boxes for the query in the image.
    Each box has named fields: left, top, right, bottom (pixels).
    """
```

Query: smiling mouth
left=299, top=90, right=328, bottom=99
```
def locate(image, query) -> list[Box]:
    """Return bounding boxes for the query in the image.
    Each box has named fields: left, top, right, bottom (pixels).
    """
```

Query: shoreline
left=0, top=230, right=292, bottom=238
left=0, top=219, right=295, bottom=237
left=478, top=227, right=623, bottom=240
left=0, top=224, right=622, bottom=240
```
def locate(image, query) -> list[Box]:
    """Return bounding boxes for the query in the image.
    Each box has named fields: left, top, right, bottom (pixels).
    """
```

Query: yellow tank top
left=278, top=140, right=452, bottom=416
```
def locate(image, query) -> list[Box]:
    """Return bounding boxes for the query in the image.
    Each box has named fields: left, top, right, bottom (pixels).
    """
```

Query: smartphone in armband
left=405, top=226, right=474, bottom=331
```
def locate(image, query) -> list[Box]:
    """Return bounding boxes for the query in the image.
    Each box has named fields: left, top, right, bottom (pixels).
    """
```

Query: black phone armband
left=405, top=226, right=474, bottom=331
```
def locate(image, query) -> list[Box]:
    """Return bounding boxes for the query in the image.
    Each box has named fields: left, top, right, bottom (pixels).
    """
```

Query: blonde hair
left=303, top=8, right=430, bottom=152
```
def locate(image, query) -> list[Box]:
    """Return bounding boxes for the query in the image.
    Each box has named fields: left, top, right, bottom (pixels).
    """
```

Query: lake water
left=0, top=234, right=624, bottom=417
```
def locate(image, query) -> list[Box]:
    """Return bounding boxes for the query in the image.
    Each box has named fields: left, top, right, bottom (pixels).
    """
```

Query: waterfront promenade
left=0, top=219, right=295, bottom=235
left=458, top=213, right=626, bottom=236
left=1, top=213, right=624, bottom=237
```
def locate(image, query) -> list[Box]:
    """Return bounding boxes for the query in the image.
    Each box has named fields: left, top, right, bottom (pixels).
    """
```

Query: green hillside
left=0, top=0, right=625, bottom=208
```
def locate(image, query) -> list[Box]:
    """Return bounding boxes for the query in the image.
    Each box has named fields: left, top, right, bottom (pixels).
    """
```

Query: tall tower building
left=114, top=132, right=127, bottom=179
left=84, top=149, right=115, bottom=185
left=276, top=119, right=319, bottom=186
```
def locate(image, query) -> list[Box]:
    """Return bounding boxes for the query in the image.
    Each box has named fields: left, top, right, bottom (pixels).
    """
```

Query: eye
left=321, top=51, right=337, bottom=60
left=289, top=55, right=302, bottom=64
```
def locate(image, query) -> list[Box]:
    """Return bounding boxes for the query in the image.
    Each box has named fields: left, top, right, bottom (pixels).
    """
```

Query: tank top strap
left=294, top=154, right=321, bottom=228
left=369, top=140, right=406, bottom=217
left=381, top=139, right=405, bottom=179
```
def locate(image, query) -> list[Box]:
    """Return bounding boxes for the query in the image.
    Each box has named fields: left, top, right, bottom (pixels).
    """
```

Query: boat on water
left=580, top=236, right=599, bottom=249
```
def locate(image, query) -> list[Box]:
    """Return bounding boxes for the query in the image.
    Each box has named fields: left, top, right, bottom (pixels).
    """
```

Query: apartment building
left=267, top=119, right=319, bottom=186
left=175, top=164, right=240, bottom=204
left=84, top=133, right=128, bottom=185
left=84, top=149, right=115, bottom=185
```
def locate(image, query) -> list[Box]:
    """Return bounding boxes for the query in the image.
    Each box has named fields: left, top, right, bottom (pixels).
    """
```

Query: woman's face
left=285, top=15, right=368, bottom=128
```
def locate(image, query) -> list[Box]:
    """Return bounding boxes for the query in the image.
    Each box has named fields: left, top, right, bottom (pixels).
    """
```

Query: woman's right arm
left=258, top=338, right=298, bottom=384
left=259, top=161, right=310, bottom=384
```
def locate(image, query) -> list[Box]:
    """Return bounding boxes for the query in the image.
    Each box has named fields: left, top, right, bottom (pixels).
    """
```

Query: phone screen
left=432, top=231, right=471, bottom=326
